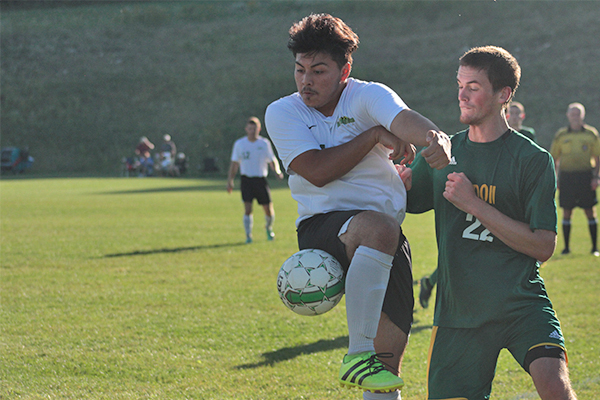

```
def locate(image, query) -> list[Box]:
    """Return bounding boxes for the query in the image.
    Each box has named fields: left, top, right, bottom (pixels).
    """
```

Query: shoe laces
left=366, top=352, right=399, bottom=375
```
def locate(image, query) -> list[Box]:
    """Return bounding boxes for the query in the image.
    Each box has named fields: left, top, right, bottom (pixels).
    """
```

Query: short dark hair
left=459, top=46, right=521, bottom=105
left=287, top=13, right=359, bottom=68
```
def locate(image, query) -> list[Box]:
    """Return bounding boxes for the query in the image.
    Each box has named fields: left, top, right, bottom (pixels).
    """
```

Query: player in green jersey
left=508, top=101, right=536, bottom=142
left=407, top=46, right=577, bottom=399
left=417, top=100, right=538, bottom=310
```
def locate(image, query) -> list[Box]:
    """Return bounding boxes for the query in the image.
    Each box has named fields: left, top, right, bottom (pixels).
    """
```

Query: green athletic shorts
left=427, top=307, right=566, bottom=399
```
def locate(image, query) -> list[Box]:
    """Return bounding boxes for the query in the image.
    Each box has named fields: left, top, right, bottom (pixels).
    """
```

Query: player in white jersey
left=265, top=14, right=451, bottom=398
left=227, top=117, right=283, bottom=243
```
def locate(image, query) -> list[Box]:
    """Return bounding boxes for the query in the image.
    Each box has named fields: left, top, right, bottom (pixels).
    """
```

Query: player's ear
left=499, top=87, right=512, bottom=105
left=341, top=62, right=351, bottom=82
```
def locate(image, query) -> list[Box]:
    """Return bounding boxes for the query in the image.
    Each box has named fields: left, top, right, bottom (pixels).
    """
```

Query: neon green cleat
left=338, top=352, right=404, bottom=393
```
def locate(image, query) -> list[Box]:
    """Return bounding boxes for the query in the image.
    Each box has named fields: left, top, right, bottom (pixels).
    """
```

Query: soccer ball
left=276, top=249, right=345, bottom=316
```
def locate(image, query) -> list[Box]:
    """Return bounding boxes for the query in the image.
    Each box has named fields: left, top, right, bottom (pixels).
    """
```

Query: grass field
left=1, top=177, right=599, bottom=399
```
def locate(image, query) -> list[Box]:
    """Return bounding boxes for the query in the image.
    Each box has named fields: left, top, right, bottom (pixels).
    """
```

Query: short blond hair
left=509, top=101, right=525, bottom=114
left=247, top=116, right=261, bottom=130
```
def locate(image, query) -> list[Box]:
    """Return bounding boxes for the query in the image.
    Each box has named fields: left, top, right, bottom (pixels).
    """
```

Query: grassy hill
left=2, top=1, right=599, bottom=175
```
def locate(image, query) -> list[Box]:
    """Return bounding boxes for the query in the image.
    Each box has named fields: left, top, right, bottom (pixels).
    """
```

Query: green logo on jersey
left=336, top=116, right=355, bottom=127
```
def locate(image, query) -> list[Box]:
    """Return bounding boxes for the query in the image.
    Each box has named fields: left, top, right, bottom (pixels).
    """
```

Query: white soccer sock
left=265, top=215, right=274, bottom=230
left=346, top=245, right=393, bottom=355
left=243, top=214, right=253, bottom=238
left=363, top=390, right=401, bottom=400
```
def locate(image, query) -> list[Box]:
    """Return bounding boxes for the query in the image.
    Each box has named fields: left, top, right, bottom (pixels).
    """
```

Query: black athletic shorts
left=559, top=170, right=598, bottom=209
left=297, top=210, right=414, bottom=336
left=240, top=176, right=271, bottom=205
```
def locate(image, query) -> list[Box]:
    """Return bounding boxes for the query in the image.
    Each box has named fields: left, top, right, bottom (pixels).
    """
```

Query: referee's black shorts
left=240, top=176, right=272, bottom=205
left=559, top=170, right=598, bottom=210
left=297, top=210, right=414, bottom=336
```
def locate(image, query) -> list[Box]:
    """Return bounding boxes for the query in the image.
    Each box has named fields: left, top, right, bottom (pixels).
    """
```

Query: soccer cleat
left=561, top=248, right=570, bottom=255
left=338, top=352, right=404, bottom=393
left=419, top=276, right=433, bottom=309
left=592, top=249, right=599, bottom=257
left=266, top=228, right=275, bottom=241
left=246, top=236, right=253, bottom=244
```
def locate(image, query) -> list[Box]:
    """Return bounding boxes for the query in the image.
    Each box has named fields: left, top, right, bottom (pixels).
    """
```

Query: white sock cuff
left=355, top=245, right=394, bottom=268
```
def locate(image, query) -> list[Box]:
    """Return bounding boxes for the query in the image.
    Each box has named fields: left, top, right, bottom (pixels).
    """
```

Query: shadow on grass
left=236, top=336, right=349, bottom=369
left=236, top=323, right=433, bottom=369
left=101, top=177, right=288, bottom=195
left=102, top=241, right=247, bottom=258
left=102, top=184, right=225, bottom=195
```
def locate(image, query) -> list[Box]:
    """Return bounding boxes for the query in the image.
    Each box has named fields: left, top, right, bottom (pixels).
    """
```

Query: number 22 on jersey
left=462, top=213, right=493, bottom=242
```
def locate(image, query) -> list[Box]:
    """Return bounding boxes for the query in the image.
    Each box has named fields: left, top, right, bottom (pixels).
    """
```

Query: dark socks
left=562, top=219, right=571, bottom=251
left=589, top=218, right=598, bottom=252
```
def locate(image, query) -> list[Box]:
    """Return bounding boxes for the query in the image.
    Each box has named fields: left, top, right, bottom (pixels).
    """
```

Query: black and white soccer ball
left=276, top=249, right=345, bottom=316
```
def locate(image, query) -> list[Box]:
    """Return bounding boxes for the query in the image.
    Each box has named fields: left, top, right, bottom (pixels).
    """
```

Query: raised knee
left=355, top=212, right=400, bottom=254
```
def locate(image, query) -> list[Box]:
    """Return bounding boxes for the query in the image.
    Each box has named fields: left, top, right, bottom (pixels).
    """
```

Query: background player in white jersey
left=265, top=13, right=451, bottom=398
left=227, top=117, right=283, bottom=243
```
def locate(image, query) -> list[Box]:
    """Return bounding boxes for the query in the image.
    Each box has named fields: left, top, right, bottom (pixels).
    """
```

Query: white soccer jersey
left=230, top=136, right=277, bottom=178
left=265, top=78, right=408, bottom=226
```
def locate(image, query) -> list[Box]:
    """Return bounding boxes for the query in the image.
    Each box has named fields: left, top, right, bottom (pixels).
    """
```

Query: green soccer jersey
left=408, top=129, right=558, bottom=328
left=518, top=126, right=536, bottom=142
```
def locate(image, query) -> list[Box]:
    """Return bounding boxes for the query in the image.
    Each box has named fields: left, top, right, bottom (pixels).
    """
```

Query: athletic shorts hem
left=297, top=210, right=414, bottom=335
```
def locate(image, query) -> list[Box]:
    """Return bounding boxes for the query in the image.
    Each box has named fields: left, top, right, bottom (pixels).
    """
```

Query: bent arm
left=389, top=109, right=439, bottom=146
left=390, top=109, right=451, bottom=170
left=444, top=172, right=557, bottom=261
left=469, top=199, right=557, bottom=262
left=289, top=125, right=410, bottom=187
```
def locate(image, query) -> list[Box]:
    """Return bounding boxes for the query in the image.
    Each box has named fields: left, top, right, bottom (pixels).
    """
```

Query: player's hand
left=392, top=140, right=416, bottom=165
left=421, top=130, right=452, bottom=170
left=226, top=181, right=234, bottom=193
left=277, top=172, right=284, bottom=180
left=395, top=164, right=412, bottom=190
left=374, top=127, right=416, bottom=164
left=443, top=172, right=477, bottom=213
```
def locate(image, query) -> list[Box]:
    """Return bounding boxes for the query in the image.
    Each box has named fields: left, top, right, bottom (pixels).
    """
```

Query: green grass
left=1, top=178, right=598, bottom=399
left=1, top=1, right=600, bottom=174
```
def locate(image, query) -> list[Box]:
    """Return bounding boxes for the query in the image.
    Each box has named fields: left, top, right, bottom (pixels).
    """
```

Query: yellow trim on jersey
left=426, top=326, right=437, bottom=399
left=426, top=328, right=468, bottom=399
left=528, top=342, right=566, bottom=352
